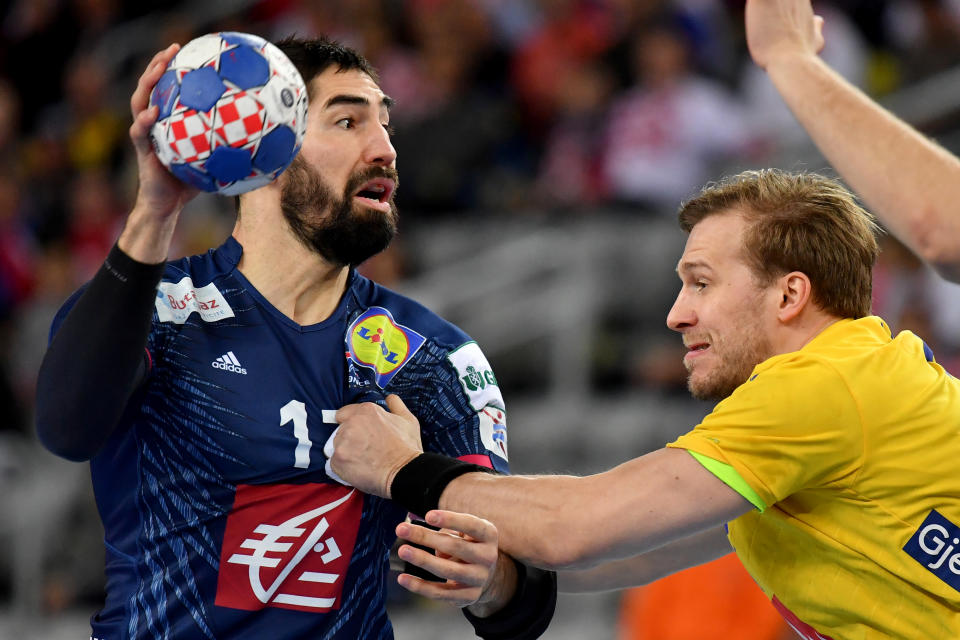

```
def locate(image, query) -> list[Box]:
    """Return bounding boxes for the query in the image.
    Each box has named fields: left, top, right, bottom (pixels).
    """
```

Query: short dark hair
left=678, top=169, right=881, bottom=319
left=275, top=35, right=380, bottom=98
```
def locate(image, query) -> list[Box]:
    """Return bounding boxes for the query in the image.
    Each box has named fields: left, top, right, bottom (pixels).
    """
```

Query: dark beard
left=280, top=157, right=399, bottom=267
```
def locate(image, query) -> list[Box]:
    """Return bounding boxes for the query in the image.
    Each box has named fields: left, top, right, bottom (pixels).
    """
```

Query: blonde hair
left=678, top=169, right=881, bottom=318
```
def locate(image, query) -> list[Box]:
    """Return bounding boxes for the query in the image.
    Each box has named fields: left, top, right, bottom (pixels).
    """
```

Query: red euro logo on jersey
left=215, top=483, right=363, bottom=613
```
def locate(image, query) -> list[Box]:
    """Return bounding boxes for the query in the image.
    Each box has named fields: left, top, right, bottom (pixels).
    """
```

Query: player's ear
left=776, top=271, right=812, bottom=323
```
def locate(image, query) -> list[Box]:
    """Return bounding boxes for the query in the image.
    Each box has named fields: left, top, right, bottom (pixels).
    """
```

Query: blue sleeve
left=36, top=245, right=163, bottom=461
left=343, top=288, right=510, bottom=473
left=399, top=340, right=509, bottom=474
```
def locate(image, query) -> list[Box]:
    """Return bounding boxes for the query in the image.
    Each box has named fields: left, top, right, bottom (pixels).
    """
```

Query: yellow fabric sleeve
left=667, top=353, right=863, bottom=507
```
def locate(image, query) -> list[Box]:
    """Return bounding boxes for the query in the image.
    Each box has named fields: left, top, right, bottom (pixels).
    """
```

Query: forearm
left=36, top=244, right=164, bottom=460
left=438, top=449, right=749, bottom=570
left=440, top=472, right=589, bottom=569
left=767, top=53, right=960, bottom=279
left=118, top=204, right=180, bottom=264
left=331, top=410, right=750, bottom=571
left=557, top=526, right=732, bottom=593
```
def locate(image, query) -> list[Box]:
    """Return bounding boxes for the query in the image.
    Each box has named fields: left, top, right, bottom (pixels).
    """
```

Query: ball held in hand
left=148, top=32, right=308, bottom=195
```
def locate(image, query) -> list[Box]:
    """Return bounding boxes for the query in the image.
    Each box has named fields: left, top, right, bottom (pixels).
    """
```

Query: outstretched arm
left=400, top=518, right=731, bottom=595
left=434, top=448, right=748, bottom=569
left=329, top=398, right=752, bottom=570
left=556, top=526, right=731, bottom=593
left=746, top=0, right=960, bottom=281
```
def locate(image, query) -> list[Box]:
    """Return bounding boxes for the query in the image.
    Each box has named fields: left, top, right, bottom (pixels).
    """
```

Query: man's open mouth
left=354, top=178, right=395, bottom=204
left=684, top=342, right=711, bottom=360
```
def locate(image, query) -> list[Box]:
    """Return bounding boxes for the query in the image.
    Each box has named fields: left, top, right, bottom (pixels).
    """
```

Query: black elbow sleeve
left=36, top=244, right=165, bottom=460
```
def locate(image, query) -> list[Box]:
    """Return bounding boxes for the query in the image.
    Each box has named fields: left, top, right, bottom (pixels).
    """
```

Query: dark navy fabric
left=51, top=237, right=508, bottom=640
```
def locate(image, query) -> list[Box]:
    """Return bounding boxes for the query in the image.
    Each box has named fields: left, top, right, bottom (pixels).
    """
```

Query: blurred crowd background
left=2, top=0, right=960, bottom=638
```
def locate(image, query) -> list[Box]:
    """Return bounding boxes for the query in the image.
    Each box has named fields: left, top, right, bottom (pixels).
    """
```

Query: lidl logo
left=347, top=307, right=425, bottom=388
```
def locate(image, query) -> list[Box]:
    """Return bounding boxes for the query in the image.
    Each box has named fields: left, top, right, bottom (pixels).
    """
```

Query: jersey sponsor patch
left=448, top=342, right=504, bottom=412
left=903, top=509, right=960, bottom=593
left=215, top=483, right=363, bottom=613
left=478, top=406, right=508, bottom=461
left=156, top=276, right=235, bottom=324
left=346, top=307, right=425, bottom=388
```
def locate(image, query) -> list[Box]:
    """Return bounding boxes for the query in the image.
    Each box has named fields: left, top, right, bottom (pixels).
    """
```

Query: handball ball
left=148, top=32, right=308, bottom=196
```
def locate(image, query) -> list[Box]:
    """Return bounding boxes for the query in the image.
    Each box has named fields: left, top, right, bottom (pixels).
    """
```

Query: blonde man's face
left=666, top=211, right=779, bottom=401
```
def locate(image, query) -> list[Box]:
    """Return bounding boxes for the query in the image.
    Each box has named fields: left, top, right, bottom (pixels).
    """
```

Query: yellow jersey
left=668, top=317, right=960, bottom=639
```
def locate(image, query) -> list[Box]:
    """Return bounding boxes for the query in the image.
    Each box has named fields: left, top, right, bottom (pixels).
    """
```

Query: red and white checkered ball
left=149, top=32, right=308, bottom=196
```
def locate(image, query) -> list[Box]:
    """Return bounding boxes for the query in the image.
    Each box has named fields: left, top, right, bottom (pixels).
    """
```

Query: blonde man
left=329, top=169, right=960, bottom=639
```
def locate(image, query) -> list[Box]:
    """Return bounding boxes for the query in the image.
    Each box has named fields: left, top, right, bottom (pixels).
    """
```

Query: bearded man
left=35, top=37, right=548, bottom=640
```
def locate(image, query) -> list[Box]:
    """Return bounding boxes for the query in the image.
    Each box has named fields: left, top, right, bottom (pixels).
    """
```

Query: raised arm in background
left=746, top=0, right=960, bottom=282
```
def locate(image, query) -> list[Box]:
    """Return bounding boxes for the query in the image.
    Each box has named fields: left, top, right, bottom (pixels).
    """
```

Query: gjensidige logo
left=903, top=509, right=960, bottom=593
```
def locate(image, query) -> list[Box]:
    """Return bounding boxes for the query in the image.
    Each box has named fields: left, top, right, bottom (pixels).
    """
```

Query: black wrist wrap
left=462, top=561, right=558, bottom=640
left=389, top=453, right=494, bottom=518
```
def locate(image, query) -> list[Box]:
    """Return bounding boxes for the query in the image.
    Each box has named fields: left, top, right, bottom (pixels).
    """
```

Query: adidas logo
left=212, top=351, right=247, bottom=375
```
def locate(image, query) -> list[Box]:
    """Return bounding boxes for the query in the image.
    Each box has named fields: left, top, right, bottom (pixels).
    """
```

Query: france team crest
left=347, top=307, right=425, bottom=388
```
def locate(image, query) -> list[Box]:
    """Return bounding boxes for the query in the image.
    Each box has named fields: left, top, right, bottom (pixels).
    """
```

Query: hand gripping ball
left=149, top=32, right=308, bottom=196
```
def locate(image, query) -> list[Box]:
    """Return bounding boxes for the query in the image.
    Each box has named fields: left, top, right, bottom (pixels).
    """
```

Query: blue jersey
left=52, top=237, right=509, bottom=640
